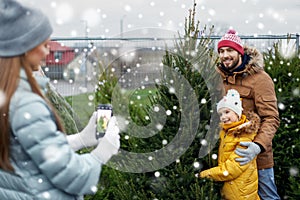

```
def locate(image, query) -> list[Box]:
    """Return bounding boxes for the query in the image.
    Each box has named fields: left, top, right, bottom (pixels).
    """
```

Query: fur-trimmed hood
left=222, top=111, right=261, bottom=137
left=217, top=46, right=265, bottom=76
left=243, top=46, right=265, bottom=74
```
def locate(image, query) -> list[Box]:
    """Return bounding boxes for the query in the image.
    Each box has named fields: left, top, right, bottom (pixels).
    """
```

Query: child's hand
left=199, top=170, right=210, bottom=178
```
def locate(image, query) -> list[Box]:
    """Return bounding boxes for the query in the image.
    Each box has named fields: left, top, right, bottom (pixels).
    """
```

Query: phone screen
left=96, top=104, right=113, bottom=139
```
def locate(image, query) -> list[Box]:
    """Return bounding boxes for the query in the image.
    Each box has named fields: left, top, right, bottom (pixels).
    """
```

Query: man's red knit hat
left=218, top=29, right=244, bottom=55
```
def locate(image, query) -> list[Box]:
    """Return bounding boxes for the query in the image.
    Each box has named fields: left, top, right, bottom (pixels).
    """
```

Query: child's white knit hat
left=217, top=89, right=243, bottom=118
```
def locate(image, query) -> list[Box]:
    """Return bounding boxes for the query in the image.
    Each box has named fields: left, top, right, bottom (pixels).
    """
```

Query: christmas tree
left=263, top=42, right=300, bottom=199
left=90, top=2, right=223, bottom=199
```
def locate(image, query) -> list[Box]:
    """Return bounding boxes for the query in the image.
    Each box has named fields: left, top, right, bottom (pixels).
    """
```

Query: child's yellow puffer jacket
left=200, top=113, right=261, bottom=200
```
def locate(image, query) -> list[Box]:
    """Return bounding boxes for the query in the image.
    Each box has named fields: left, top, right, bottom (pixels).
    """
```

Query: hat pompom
left=227, top=89, right=240, bottom=98
left=227, top=29, right=236, bottom=34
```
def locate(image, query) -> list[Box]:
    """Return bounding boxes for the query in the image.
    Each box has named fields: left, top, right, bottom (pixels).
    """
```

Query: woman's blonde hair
left=0, top=56, right=64, bottom=171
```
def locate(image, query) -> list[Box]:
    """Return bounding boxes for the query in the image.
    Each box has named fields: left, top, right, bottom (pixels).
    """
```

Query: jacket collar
left=221, top=111, right=260, bottom=136
left=222, top=114, right=247, bottom=132
left=220, top=54, right=250, bottom=76
left=19, top=68, right=50, bottom=94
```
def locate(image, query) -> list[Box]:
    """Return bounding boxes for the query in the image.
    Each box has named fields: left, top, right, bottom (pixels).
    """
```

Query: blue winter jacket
left=0, top=69, right=101, bottom=199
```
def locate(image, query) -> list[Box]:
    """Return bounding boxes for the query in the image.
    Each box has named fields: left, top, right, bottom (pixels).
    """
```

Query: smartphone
left=96, top=104, right=113, bottom=139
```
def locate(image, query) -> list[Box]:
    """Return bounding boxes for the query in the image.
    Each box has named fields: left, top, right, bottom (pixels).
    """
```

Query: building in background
left=43, top=41, right=75, bottom=79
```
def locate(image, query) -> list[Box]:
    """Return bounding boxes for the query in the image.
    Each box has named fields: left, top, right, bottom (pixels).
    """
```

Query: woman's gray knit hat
left=0, top=0, right=53, bottom=57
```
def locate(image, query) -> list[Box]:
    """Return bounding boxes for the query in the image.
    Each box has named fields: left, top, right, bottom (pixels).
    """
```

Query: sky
left=21, top=0, right=300, bottom=38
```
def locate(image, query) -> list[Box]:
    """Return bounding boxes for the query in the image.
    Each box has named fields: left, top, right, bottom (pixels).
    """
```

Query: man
left=215, top=29, right=280, bottom=200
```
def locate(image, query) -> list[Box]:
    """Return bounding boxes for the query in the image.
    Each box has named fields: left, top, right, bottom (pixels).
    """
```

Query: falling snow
left=23, top=112, right=32, bottom=120
left=162, top=139, right=168, bottom=145
left=222, top=170, right=229, bottom=176
left=10, top=1, right=299, bottom=198
left=154, top=171, right=160, bottom=177
left=212, top=154, right=218, bottom=160
left=193, top=161, right=200, bottom=168
left=22, top=0, right=299, bottom=37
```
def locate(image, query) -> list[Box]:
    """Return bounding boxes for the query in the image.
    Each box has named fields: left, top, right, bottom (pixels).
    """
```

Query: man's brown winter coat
left=216, top=46, right=280, bottom=169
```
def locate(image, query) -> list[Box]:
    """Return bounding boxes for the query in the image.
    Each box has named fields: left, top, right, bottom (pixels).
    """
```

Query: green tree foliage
left=263, top=43, right=300, bottom=199
left=95, top=63, right=119, bottom=105
left=46, top=83, right=83, bottom=133
left=89, top=43, right=300, bottom=200
left=87, top=2, right=223, bottom=199
left=53, top=8, right=300, bottom=200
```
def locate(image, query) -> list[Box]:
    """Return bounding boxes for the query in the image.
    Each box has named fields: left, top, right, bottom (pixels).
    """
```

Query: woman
left=0, top=0, right=120, bottom=199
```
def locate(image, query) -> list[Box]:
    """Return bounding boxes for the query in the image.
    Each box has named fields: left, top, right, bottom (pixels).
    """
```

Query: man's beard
left=222, top=57, right=240, bottom=71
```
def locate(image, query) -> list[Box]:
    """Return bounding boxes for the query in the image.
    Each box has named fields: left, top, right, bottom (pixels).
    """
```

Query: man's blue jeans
left=258, top=168, right=280, bottom=200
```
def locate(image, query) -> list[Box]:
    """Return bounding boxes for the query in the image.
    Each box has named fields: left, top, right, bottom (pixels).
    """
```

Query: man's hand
left=235, top=142, right=261, bottom=165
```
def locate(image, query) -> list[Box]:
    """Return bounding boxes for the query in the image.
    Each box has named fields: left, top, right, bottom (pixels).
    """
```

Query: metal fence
left=46, top=34, right=299, bottom=96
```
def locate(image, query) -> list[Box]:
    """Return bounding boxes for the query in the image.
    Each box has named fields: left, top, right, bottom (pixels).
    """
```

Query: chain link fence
left=45, top=34, right=299, bottom=96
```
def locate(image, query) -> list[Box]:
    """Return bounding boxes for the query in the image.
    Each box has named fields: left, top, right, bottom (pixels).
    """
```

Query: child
left=199, top=89, right=260, bottom=200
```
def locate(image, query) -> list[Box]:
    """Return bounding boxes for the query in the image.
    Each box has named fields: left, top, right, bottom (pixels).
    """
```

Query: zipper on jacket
left=224, top=75, right=229, bottom=85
